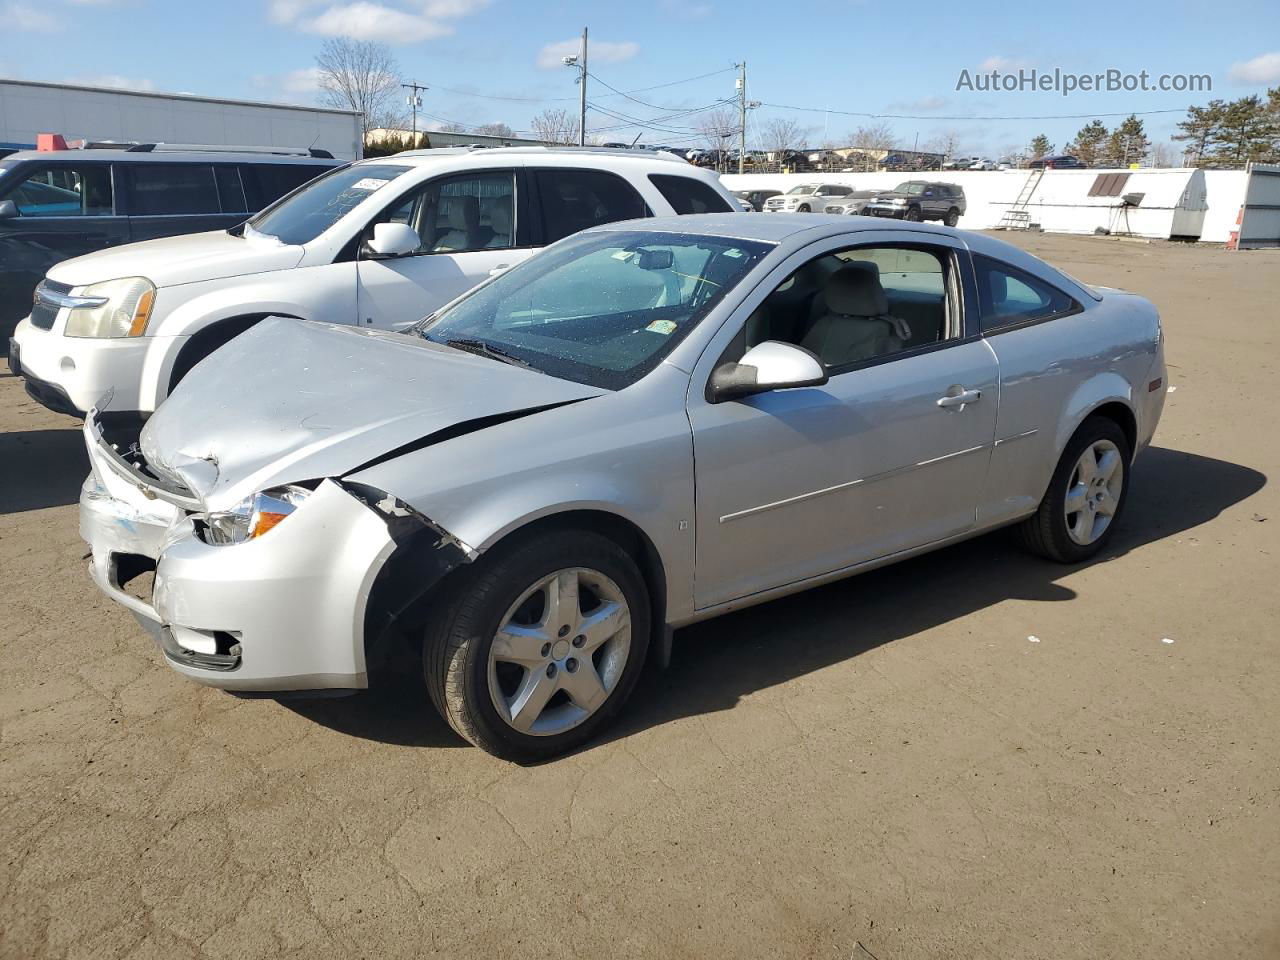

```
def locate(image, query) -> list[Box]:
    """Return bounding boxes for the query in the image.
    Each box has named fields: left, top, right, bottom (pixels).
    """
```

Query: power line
left=418, top=66, right=737, bottom=105
left=758, top=101, right=1189, bottom=122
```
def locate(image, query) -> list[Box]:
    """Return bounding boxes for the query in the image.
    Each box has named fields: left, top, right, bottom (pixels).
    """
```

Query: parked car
left=864, top=181, right=966, bottom=225
left=733, top=189, right=782, bottom=212
left=822, top=189, right=878, bottom=216
left=969, top=158, right=998, bottom=171
left=763, top=183, right=853, bottom=212
left=1030, top=154, right=1085, bottom=169
left=942, top=156, right=980, bottom=170
left=9, top=146, right=738, bottom=417
left=80, top=213, right=1166, bottom=760
left=0, top=145, right=341, bottom=346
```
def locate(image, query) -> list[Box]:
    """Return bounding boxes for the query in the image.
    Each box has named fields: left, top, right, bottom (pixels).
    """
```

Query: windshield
left=418, top=230, right=772, bottom=390
left=786, top=185, right=818, bottom=195
left=894, top=182, right=926, bottom=195
left=247, top=163, right=412, bottom=245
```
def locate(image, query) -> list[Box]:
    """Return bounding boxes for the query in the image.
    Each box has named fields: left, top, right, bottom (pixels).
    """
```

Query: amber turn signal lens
left=128, top=288, right=155, bottom=337
left=249, top=511, right=290, bottom=539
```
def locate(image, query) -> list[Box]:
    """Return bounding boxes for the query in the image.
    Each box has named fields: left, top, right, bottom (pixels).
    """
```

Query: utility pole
left=562, top=28, right=588, bottom=146
left=735, top=61, right=759, bottom=175
left=402, top=81, right=427, bottom=145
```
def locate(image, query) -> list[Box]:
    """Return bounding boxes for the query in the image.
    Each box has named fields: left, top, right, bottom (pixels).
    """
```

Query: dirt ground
left=1, top=232, right=1278, bottom=960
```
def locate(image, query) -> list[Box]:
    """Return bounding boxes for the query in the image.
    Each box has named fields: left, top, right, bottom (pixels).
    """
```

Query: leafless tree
left=759, top=117, right=804, bottom=159
left=698, top=107, right=739, bottom=169
left=850, top=121, right=897, bottom=150
left=435, top=121, right=468, bottom=133
left=315, top=38, right=402, bottom=137
left=530, top=108, right=580, bottom=145
left=474, top=122, right=516, bottom=138
left=1148, top=141, right=1177, bottom=168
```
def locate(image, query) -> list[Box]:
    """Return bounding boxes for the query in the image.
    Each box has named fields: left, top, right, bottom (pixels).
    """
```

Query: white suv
left=10, top=147, right=737, bottom=415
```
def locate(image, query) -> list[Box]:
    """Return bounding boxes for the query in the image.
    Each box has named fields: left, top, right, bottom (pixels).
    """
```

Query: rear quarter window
left=648, top=174, right=734, bottom=214
left=974, top=253, right=1079, bottom=331
left=241, top=164, right=331, bottom=210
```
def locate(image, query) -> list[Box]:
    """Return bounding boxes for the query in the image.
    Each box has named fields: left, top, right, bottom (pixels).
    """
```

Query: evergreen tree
left=1067, top=120, right=1109, bottom=165
left=1028, top=134, right=1052, bottom=161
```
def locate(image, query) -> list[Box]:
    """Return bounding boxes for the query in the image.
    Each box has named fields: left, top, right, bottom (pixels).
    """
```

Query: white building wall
left=0, top=80, right=363, bottom=160
left=722, top=168, right=1250, bottom=243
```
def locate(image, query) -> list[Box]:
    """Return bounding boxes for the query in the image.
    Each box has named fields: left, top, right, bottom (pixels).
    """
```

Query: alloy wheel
left=1064, top=439, right=1124, bottom=546
left=486, top=567, right=632, bottom=737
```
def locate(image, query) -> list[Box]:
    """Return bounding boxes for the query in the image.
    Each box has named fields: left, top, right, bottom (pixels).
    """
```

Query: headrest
left=444, top=195, right=479, bottom=231
left=489, top=195, right=512, bottom=233
left=825, top=262, right=888, bottom=317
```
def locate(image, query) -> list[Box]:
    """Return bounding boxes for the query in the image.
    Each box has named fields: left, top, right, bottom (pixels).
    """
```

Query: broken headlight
left=201, top=485, right=311, bottom=545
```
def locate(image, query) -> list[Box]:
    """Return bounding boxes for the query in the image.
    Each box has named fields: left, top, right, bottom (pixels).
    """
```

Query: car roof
left=383, top=145, right=692, bottom=167
left=2, top=149, right=339, bottom=165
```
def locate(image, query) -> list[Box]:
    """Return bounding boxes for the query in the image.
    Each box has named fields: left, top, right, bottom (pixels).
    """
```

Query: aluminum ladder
left=996, top=169, right=1045, bottom=229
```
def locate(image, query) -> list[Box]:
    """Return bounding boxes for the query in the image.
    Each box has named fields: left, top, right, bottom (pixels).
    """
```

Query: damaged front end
left=80, top=406, right=476, bottom=693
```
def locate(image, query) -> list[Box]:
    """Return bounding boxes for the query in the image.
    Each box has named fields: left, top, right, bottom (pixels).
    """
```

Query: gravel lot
left=2, top=232, right=1277, bottom=960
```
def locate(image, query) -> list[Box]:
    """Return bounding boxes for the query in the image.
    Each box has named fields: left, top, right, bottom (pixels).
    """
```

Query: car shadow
left=282, top=642, right=467, bottom=748
left=608, top=446, right=1265, bottom=746
left=284, top=446, right=1264, bottom=753
left=0, top=427, right=89, bottom=514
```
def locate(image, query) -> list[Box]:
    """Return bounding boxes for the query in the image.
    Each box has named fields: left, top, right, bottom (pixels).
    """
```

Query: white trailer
left=0, top=79, right=362, bottom=161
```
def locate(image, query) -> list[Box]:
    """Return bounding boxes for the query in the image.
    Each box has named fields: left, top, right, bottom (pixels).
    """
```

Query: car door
left=687, top=231, right=999, bottom=609
left=0, top=161, right=128, bottom=336
left=355, top=168, right=530, bottom=331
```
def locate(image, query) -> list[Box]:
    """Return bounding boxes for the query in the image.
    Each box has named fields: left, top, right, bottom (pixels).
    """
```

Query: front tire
left=797, top=204, right=811, bottom=213
left=1018, top=417, right=1131, bottom=563
left=424, top=529, right=651, bottom=761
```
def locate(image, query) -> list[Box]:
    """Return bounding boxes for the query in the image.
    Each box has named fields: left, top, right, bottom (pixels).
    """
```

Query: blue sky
left=2, top=0, right=1279, bottom=156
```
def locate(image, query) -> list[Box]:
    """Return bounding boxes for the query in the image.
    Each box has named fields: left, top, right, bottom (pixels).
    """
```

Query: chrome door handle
left=937, top=388, right=982, bottom=409
left=488, top=264, right=511, bottom=276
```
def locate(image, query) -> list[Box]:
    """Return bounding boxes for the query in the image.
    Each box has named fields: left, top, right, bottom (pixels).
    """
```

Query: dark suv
left=0, top=146, right=341, bottom=344
left=863, top=181, right=966, bottom=226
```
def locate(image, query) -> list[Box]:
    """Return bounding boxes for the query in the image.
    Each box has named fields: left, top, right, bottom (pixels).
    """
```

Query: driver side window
left=377, top=171, right=515, bottom=255
left=736, top=245, right=954, bottom=371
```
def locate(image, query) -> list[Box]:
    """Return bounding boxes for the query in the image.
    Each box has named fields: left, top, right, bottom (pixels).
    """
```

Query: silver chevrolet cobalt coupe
left=82, top=214, right=1166, bottom=760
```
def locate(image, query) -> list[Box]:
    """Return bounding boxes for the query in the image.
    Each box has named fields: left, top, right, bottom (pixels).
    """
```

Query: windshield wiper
left=443, top=338, right=533, bottom=370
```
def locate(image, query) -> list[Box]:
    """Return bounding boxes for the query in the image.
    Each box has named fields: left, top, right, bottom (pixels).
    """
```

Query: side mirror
left=366, top=222, right=420, bottom=258
left=709, top=341, right=828, bottom=403
left=0, top=199, right=18, bottom=220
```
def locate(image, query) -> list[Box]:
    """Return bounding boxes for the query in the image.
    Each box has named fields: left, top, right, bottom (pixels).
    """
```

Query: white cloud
left=281, top=66, right=325, bottom=93
left=4, top=1, right=59, bottom=30
left=66, top=74, right=155, bottom=91
left=536, top=39, right=638, bottom=70
left=979, top=56, right=1031, bottom=72
left=270, top=0, right=489, bottom=44
left=1229, top=51, right=1280, bottom=86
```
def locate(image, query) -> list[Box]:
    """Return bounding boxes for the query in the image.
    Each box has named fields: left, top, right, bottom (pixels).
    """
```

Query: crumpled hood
left=139, top=318, right=604, bottom=512
left=48, top=230, right=304, bottom=288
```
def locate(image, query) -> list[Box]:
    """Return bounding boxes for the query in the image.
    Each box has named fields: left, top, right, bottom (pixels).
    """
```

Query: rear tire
left=424, top=529, right=651, bottom=761
left=1017, top=416, right=1132, bottom=563
left=944, top=207, right=960, bottom=227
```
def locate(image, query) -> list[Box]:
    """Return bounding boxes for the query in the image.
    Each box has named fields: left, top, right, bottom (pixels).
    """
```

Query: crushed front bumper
left=80, top=420, right=402, bottom=692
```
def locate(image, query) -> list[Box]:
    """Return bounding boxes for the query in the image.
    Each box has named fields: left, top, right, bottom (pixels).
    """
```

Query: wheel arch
left=1053, top=372, right=1138, bottom=465
left=363, top=504, right=674, bottom=675
left=166, top=312, right=304, bottom=396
